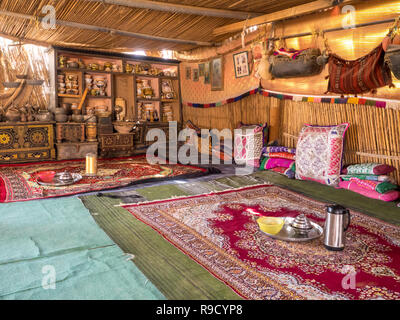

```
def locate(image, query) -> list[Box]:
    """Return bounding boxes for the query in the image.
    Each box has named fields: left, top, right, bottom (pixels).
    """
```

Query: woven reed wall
left=183, top=95, right=400, bottom=184
left=280, top=100, right=400, bottom=184
left=0, top=37, right=50, bottom=108
left=182, top=93, right=274, bottom=131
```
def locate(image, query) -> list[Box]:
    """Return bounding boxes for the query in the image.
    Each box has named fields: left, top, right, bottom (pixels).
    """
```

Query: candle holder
left=85, top=153, right=98, bottom=176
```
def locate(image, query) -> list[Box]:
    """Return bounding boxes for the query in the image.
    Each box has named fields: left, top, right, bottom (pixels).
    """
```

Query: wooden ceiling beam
left=84, top=0, right=263, bottom=19
left=213, top=0, right=358, bottom=36
left=0, top=10, right=216, bottom=47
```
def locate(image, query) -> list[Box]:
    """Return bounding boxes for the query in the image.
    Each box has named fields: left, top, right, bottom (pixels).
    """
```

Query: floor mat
left=121, top=185, right=400, bottom=300
left=0, top=156, right=210, bottom=203
left=80, top=194, right=241, bottom=300
left=0, top=197, right=165, bottom=300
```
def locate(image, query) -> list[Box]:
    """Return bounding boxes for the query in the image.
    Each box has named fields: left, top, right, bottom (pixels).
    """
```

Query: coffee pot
left=323, top=205, right=350, bottom=251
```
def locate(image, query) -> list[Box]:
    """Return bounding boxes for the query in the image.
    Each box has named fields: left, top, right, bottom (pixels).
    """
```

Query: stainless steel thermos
left=323, top=205, right=351, bottom=251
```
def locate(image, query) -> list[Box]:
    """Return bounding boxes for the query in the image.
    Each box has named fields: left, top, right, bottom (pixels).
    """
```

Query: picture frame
left=211, top=57, right=224, bottom=91
left=204, top=62, right=211, bottom=84
left=233, top=51, right=250, bottom=78
left=199, top=63, right=205, bottom=77
left=185, top=67, right=191, bottom=80
left=193, top=69, right=199, bottom=82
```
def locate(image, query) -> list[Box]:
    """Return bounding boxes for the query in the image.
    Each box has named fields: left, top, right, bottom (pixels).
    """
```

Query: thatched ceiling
left=0, top=0, right=316, bottom=53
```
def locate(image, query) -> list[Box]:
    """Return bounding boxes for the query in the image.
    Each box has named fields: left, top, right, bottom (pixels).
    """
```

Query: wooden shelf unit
left=49, top=46, right=183, bottom=126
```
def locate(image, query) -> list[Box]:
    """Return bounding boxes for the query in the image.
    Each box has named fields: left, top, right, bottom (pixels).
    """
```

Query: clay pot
left=35, top=111, right=54, bottom=122
left=54, top=107, right=66, bottom=115
left=113, top=122, right=134, bottom=134
left=5, top=107, right=20, bottom=122
left=55, top=114, right=68, bottom=122
left=61, top=103, right=71, bottom=114
left=72, top=114, right=84, bottom=122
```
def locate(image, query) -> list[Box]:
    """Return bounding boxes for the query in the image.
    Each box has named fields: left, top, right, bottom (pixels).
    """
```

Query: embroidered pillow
left=260, top=157, right=295, bottom=170
left=295, top=123, right=349, bottom=187
left=264, top=152, right=296, bottom=161
left=237, top=122, right=268, bottom=146
left=234, top=126, right=265, bottom=166
left=270, top=165, right=296, bottom=179
left=340, top=174, right=395, bottom=183
left=263, top=146, right=296, bottom=155
left=339, top=180, right=399, bottom=202
left=343, top=163, right=395, bottom=176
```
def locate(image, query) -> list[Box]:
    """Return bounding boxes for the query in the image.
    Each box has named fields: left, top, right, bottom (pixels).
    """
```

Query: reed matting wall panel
left=184, top=95, right=400, bottom=184
left=280, top=100, right=400, bottom=184
left=183, top=93, right=272, bottom=131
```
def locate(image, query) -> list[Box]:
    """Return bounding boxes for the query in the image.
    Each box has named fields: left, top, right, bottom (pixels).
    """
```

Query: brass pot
left=86, top=123, right=97, bottom=142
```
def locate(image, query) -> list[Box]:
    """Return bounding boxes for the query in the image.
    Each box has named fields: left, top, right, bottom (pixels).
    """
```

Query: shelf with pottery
left=49, top=46, right=182, bottom=158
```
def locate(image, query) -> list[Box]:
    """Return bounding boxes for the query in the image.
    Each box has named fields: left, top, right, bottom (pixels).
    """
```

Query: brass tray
left=36, top=173, right=82, bottom=186
left=260, top=217, right=323, bottom=242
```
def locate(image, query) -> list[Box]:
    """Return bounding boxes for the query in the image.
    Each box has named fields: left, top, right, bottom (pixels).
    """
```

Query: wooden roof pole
left=0, top=10, right=216, bottom=46
left=213, top=0, right=358, bottom=36
left=84, top=0, right=263, bottom=19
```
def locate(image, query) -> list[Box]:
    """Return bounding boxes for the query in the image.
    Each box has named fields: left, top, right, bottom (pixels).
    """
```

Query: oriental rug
left=122, top=185, right=400, bottom=300
left=0, top=156, right=208, bottom=203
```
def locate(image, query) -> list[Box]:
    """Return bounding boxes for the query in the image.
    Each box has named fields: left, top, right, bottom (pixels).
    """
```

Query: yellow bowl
left=257, top=217, right=285, bottom=235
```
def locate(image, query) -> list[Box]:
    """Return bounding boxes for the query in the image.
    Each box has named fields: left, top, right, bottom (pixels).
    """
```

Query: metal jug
left=323, top=205, right=350, bottom=251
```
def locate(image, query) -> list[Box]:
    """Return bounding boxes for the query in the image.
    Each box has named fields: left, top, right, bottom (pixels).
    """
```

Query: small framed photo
left=211, top=57, right=224, bottom=91
left=193, top=69, right=199, bottom=82
left=204, top=62, right=211, bottom=84
left=185, top=67, right=191, bottom=80
left=233, top=51, right=250, bottom=78
left=199, top=63, right=205, bottom=77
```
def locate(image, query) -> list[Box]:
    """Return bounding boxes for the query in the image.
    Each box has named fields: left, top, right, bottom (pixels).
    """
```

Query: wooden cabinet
left=49, top=46, right=182, bottom=158
left=56, top=123, right=86, bottom=143
left=0, top=122, right=56, bottom=163
left=56, top=142, right=98, bottom=160
left=99, top=133, right=135, bottom=158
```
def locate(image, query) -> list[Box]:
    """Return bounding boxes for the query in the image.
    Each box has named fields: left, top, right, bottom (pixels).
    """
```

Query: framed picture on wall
left=185, top=67, right=191, bottom=80
left=233, top=51, right=250, bottom=78
left=193, top=69, right=199, bottom=81
left=199, top=63, right=205, bottom=76
left=204, top=62, right=211, bottom=84
left=211, top=57, right=224, bottom=91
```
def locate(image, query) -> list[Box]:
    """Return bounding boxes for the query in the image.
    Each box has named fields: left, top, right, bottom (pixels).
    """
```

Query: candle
left=85, top=153, right=97, bottom=176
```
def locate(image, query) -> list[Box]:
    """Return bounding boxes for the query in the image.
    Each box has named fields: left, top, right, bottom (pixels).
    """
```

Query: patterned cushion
left=234, top=126, right=265, bottom=166
left=263, top=146, right=296, bottom=154
left=339, top=180, right=399, bottom=202
left=343, top=163, right=395, bottom=176
left=264, top=152, right=296, bottom=161
left=237, top=122, right=268, bottom=146
left=260, top=157, right=295, bottom=170
left=270, top=166, right=296, bottom=179
left=295, top=123, right=349, bottom=187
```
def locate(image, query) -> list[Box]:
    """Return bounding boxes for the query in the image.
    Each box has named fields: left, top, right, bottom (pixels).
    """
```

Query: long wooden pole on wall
left=268, top=98, right=282, bottom=144
left=0, top=10, right=215, bottom=47
left=213, top=0, right=359, bottom=36
left=85, top=0, right=263, bottom=19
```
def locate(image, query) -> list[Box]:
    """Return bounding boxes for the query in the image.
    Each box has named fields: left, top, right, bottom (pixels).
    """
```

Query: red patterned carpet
left=123, top=185, right=400, bottom=300
left=0, top=156, right=207, bottom=203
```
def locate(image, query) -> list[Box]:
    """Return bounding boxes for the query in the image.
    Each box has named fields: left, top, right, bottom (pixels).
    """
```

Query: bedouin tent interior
left=1, top=0, right=400, bottom=302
